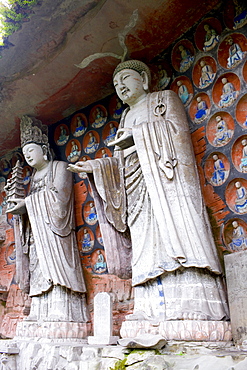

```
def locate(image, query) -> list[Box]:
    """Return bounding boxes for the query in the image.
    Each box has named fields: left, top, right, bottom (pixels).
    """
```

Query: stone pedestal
left=120, top=320, right=232, bottom=342
left=225, top=251, right=247, bottom=346
left=88, top=292, right=119, bottom=345
left=15, top=320, right=91, bottom=341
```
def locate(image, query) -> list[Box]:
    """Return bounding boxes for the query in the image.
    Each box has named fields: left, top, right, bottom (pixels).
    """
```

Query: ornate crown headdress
left=20, top=115, right=49, bottom=148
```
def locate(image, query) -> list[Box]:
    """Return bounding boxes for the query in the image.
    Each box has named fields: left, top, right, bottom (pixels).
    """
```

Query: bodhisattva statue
left=7, top=116, right=89, bottom=323
left=68, top=60, right=229, bottom=324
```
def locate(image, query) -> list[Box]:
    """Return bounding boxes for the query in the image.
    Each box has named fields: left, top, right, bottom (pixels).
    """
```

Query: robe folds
left=89, top=90, right=230, bottom=320
left=20, top=160, right=86, bottom=297
left=90, top=91, right=223, bottom=284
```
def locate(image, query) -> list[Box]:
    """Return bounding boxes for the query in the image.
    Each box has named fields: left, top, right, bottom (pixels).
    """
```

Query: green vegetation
left=0, top=0, right=39, bottom=46
left=109, top=358, right=127, bottom=370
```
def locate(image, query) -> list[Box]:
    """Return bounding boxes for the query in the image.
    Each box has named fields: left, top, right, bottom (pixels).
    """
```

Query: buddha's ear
left=42, top=145, right=47, bottom=155
left=42, top=145, right=48, bottom=160
left=141, top=71, right=149, bottom=91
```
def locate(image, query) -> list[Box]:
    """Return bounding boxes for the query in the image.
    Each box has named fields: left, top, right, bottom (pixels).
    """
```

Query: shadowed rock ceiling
left=0, top=0, right=221, bottom=156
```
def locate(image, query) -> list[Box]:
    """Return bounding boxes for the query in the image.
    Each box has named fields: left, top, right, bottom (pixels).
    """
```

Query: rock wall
left=0, top=1, right=247, bottom=338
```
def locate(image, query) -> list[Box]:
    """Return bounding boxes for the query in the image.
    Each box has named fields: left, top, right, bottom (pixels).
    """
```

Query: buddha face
left=23, top=143, right=47, bottom=169
left=113, top=69, right=147, bottom=106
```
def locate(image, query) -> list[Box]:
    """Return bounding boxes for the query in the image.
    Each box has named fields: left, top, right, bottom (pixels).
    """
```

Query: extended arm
left=67, top=160, right=93, bottom=173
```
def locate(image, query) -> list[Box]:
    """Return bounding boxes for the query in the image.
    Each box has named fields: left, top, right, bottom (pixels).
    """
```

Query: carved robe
left=22, top=160, right=86, bottom=296
left=90, top=91, right=229, bottom=320
left=17, top=160, right=89, bottom=322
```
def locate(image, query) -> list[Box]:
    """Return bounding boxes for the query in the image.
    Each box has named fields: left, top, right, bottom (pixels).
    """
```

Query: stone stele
left=225, top=250, right=247, bottom=346
left=88, top=292, right=119, bottom=345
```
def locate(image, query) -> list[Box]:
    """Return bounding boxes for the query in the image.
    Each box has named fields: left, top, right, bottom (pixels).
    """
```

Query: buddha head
left=22, top=143, right=49, bottom=170
left=20, top=116, right=51, bottom=169
left=113, top=60, right=151, bottom=106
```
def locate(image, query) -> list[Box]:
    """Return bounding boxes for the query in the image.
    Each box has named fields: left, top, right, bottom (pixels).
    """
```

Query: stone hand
left=108, top=128, right=134, bottom=149
left=6, top=198, right=26, bottom=214
left=67, top=161, right=93, bottom=173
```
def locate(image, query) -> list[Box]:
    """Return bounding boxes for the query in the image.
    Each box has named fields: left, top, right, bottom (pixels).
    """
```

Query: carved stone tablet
left=88, top=292, right=119, bottom=345
left=225, top=251, right=247, bottom=345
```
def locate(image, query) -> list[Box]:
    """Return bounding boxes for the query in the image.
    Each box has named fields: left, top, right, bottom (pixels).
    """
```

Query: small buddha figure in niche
left=23, top=167, right=31, bottom=185
left=233, top=0, right=247, bottom=29
left=178, top=45, right=194, bottom=72
left=219, top=77, right=239, bottom=108
left=69, top=60, right=229, bottom=325
left=57, top=125, right=69, bottom=145
left=67, top=140, right=80, bottom=162
left=194, top=96, right=209, bottom=124
left=235, top=181, right=247, bottom=214
left=226, top=37, right=245, bottom=69
left=74, top=116, right=86, bottom=136
left=1, top=159, right=10, bottom=176
left=92, top=107, right=107, bottom=128
left=211, top=154, right=227, bottom=186
left=113, top=97, right=123, bottom=119
left=93, top=250, right=107, bottom=273
left=213, top=116, right=233, bottom=147
left=157, top=65, right=170, bottom=90
left=85, top=132, right=99, bottom=154
left=104, top=123, right=117, bottom=145
left=97, top=229, right=104, bottom=245
left=228, top=221, right=247, bottom=251
left=199, top=60, right=215, bottom=88
left=177, top=80, right=192, bottom=106
left=101, top=149, right=108, bottom=158
left=240, top=139, right=247, bottom=172
left=203, top=24, right=220, bottom=52
left=85, top=202, right=97, bottom=225
left=82, top=228, right=93, bottom=252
